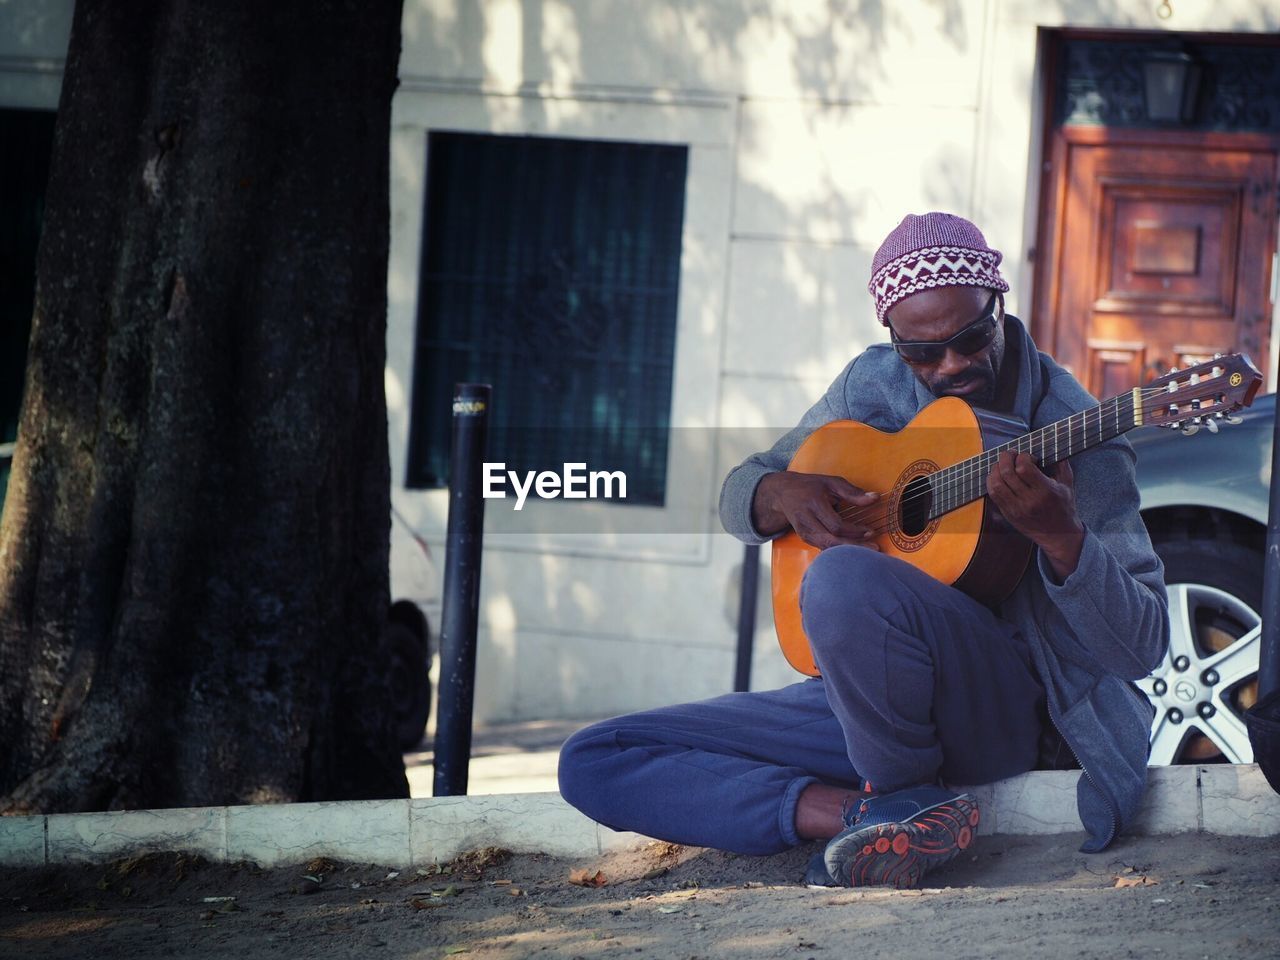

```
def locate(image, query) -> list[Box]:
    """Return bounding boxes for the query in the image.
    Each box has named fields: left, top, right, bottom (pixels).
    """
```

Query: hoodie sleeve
left=1034, top=420, right=1170, bottom=680
left=718, top=358, right=860, bottom=544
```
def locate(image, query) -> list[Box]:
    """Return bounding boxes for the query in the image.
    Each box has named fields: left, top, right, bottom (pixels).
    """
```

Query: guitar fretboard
left=928, top=390, right=1139, bottom=520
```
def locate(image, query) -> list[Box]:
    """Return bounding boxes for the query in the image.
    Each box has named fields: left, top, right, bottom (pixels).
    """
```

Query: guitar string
left=819, top=383, right=1223, bottom=536
left=828, top=412, right=1131, bottom=536
left=832, top=393, right=1147, bottom=534
left=832, top=383, right=1221, bottom=533
left=829, top=393, right=1139, bottom=532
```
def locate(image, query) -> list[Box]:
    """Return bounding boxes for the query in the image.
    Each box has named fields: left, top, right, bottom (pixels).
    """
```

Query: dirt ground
left=2, top=831, right=1278, bottom=960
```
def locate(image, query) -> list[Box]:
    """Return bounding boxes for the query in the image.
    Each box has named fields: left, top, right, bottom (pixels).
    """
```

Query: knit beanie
left=868, top=212, right=1009, bottom=324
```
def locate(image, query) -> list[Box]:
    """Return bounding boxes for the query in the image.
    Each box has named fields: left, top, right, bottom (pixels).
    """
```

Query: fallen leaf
left=490, top=879, right=513, bottom=886
left=508, top=888, right=524, bottom=897
left=444, top=948, right=469, bottom=955
left=448, top=846, right=511, bottom=877
left=385, top=871, right=401, bottom=881
left=1113, top=875, right=1159, bottom=888
left=568, top=869, right=608, bottom=888
left=409, top=898, right=445, bottom=910
left=657, top=904, right=683, bottom=914
left=431, top=885, right=461, bottom=898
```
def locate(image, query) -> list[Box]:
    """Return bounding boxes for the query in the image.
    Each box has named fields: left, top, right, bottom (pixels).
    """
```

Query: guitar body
left=771, top=397, right=1033, bottom=676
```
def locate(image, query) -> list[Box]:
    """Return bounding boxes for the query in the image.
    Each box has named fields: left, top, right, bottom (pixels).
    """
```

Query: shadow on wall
left=392, top=0, right=991, bottom=721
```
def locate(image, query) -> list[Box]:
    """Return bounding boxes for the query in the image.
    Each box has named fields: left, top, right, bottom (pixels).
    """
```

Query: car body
left=1131, top=391, right=1272, bottom=766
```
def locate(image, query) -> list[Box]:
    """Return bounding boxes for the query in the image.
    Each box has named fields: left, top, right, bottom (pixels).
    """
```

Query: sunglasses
left=889, top=294, right=1002, bottom=365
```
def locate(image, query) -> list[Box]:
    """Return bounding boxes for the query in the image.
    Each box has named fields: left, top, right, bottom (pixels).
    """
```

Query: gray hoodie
left=719, top=315, right=1169, bottom=852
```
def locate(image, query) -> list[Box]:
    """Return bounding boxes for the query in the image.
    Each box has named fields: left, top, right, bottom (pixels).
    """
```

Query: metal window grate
left=1056, top=37, right=1280, bottom=132
left=406, top=132, right=688, bottom=506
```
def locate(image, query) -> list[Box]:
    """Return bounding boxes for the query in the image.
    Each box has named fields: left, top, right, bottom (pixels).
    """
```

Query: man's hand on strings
left=986, top=452, right=1084, bottom=580
left=751, top=472, right=880, bottom=550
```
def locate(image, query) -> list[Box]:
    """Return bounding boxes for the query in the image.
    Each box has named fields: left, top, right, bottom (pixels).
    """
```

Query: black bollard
left=734, top=543, right=761, bottom=692
left=1259, top=403, right=1280, bottom=700
left=433, top=383, right=491, bottom=796
left=1247, top=399, right=1280, bottom=792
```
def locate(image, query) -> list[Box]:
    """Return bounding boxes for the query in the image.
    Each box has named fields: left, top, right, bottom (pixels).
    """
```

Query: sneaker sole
left=823, top=794, right=980, bottom=889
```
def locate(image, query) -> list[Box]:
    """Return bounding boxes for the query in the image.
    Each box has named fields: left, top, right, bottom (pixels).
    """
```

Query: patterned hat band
left=870, top=245, right=1009, bottom=324
left=867, top=213, right=1009, bottom=324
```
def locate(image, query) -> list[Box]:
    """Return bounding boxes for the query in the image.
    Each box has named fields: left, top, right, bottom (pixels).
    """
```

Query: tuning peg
left=1226, top=414, right=1243, bottom=425
left=1182, top=423, right=1200, bottom=436
left=1206, top=417, right=1219, bottom=434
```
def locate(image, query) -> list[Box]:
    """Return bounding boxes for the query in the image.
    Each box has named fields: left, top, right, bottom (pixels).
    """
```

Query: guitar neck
left=928, top=388, right=1141, bottom=521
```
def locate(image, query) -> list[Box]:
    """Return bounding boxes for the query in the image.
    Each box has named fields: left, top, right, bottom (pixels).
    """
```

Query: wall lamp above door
left=1143, top=51, right=1203, bottom=124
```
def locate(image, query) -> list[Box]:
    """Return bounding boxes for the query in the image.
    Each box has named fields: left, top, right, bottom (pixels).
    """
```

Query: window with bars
left=406, top=132, right=688, bottom=507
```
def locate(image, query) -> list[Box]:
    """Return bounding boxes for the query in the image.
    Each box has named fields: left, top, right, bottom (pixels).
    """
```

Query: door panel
left=1097, top=181, right=1238, bottom=315
left=1036, top=128, right=1278, bottom=399
left=1086, top=339, right=1146, bottom=402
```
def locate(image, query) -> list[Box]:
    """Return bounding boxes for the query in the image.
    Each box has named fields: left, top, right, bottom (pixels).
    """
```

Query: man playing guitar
left=559, top=212, right=1170, bottom=888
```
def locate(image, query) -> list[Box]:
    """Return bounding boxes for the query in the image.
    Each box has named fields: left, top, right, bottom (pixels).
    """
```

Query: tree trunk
left=0, top=0, right=407, bottom=813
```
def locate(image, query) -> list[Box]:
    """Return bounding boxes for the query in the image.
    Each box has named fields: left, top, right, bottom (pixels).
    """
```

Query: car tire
left=1140, top=532, right=1262, bottom=765
left=389, top=605, right=433, bottom=752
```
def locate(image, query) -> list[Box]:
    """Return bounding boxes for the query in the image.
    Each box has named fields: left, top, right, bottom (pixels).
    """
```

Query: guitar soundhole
left=899, top=474, right=933, bottom=537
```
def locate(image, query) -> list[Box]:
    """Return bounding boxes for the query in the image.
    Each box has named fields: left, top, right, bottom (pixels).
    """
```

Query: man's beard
left=933, top=369, right=996, bottom=406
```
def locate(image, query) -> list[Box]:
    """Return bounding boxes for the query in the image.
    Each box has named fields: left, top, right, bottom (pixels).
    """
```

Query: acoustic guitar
left=771, top=354, right=1263, bottom=677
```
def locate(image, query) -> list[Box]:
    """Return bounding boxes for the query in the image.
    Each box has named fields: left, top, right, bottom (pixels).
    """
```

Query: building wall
left=0, top=3, right=70, bottom=108
left=389, top=0, right=1279, bottom=723
left=3, top=1, right=1278, bottom=723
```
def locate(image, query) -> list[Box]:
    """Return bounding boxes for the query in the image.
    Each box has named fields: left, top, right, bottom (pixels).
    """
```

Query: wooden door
left=1035, top=127, right=1279, bottom=399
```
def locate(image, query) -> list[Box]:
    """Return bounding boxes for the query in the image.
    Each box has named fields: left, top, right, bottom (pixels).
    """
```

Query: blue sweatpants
left=558, top=547, right=1047, bottom=855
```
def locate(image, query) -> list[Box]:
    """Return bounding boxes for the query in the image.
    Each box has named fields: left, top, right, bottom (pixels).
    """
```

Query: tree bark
left=0, top=0, right=407, bottom=812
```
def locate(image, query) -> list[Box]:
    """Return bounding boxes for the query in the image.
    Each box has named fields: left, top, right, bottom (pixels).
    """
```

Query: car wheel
left=389, top=602, right=433, bottom=752
left=1137, top=534, right=1261, bottom=765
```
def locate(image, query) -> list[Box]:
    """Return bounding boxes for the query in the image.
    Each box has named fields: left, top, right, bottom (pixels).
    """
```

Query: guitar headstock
left=1141, top=354, right=1263, bottom=433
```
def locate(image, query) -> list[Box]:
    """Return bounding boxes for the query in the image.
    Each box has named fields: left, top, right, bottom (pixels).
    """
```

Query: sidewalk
left=1, top=718, right=1277, bottom=872
left=3, top=723, right=1278, bottom=960
left=402, top=717, right=585, bottom=797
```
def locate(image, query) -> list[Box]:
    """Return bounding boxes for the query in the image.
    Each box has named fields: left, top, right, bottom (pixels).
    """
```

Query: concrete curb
left=1, top=766, right=1276, bottom=870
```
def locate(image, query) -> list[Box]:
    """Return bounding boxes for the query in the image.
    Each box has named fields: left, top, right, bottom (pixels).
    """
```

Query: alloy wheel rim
left=1136, top=582, right=1259, bottom=765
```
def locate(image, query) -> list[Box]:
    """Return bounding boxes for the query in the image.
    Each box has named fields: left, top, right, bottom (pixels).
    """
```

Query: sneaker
left=814, top=785, right=979, bottom=889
